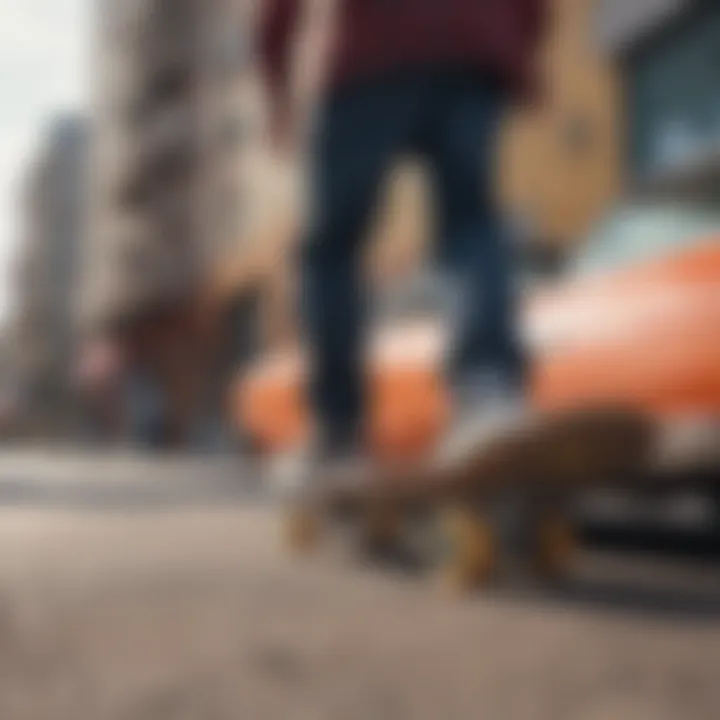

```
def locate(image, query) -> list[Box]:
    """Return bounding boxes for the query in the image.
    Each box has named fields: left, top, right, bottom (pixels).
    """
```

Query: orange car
left=235, top=199, right=720, bottom=468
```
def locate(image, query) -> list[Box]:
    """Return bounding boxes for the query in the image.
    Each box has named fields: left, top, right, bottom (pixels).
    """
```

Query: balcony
left=137, top=0, right=198, bottom=101
left=82, top=215, right=198, bottom=328
left=117, top=104, right=197, bottom=207
left=115, top=237, right=200, bottom=320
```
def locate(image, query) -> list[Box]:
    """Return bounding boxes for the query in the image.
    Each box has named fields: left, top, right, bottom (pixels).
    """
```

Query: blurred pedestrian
left=76, top=336, right=125, bottom=444
left=258, top=0, right=548, bottom=477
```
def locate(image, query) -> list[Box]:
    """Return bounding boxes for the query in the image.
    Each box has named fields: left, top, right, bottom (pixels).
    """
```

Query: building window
left=628, top=3, right=720, bottom=177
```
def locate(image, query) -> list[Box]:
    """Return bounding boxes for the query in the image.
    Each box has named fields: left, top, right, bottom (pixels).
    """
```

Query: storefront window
left=628, top=4, right=720, bottom=177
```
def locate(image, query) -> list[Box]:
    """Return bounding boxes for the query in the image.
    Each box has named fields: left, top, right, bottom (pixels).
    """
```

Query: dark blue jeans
left=302, top=70, right=525, bottom=447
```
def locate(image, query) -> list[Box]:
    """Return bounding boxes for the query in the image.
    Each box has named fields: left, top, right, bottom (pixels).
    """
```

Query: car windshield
left=572, top=203, right=720, bottom=276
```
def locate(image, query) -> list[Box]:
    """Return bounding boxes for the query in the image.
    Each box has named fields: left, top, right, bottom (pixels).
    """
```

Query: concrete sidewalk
left=0, top=447, right=262, bottom=506
left=1, top=505, right=719, bottom=720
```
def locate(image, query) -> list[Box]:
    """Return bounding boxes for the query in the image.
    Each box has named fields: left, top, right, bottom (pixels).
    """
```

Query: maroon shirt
left=259, top=0, right=548, bottom=102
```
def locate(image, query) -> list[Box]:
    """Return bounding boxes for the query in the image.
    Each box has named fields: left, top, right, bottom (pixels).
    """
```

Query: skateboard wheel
left=283, top=506, right=323, bottom=554
left=534, top=516, right=576, bottom=579
left=437, top=506, right=496, bottom=593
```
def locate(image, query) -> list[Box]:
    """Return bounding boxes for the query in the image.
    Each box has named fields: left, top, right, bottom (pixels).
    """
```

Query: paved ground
left=0, top=448, right=258, bottom=505
left=0, top=451, right=719, bottom=719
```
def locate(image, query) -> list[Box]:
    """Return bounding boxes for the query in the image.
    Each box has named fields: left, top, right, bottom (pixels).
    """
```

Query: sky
left=0, top=0, right=90, bottom=324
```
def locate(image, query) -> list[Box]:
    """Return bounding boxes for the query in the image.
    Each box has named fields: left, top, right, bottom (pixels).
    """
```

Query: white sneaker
left=436, top=370, right=527, bottom=466
left=267, top=439, right=370, bottom=502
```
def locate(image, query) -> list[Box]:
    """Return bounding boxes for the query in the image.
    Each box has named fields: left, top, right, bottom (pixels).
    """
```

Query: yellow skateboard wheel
left=534, top=516, right=576, bottom=579
left=438, top=505, right=496, bottom=593
left=283, top=505, right=323, bottom=554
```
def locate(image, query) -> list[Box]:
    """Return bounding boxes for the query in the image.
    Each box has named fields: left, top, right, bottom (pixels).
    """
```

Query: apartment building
left=84, top=0, right=252, bottom=446
left=11, top=116, right=89, bottom=437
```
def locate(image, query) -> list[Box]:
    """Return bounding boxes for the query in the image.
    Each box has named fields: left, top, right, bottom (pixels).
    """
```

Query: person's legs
left=427, top=74, right=526, bottom=397
left=301, top=79, right=421, bottom=454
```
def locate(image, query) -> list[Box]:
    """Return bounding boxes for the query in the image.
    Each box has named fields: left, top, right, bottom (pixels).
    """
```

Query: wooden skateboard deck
left=282, top=406, right=655, bottom=592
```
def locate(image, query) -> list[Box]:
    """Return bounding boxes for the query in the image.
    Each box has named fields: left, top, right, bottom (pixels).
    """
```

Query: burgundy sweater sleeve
left=524, top=0, right=549, bottom=44
left=257, top=0, right=301, bottom=95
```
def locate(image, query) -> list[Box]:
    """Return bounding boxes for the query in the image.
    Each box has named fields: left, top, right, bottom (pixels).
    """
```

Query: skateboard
left=281, top=406, right=655, bottom=592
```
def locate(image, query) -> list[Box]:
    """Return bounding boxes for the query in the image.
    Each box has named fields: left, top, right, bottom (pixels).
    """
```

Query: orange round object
left=236, top=360, right=450, bottom=461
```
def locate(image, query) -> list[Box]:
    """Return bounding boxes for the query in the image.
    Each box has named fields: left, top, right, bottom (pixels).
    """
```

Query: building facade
left=85, top=0, right=253, bottom=447
left=11, top=116, right=89, bottom=437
